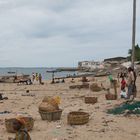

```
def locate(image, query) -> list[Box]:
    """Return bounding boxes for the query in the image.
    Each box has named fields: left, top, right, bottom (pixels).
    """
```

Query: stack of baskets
left=85, top=97, right=98, bottom=104
left=39, top=96, right=62, bottom=121
left=5, top=116, right=34, bottom=133
left=67, top=111, right=89, bottom=125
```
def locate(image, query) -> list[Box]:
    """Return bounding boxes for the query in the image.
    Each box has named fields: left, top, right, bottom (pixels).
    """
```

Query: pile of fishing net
left=107, top=101, right=140, bottom=115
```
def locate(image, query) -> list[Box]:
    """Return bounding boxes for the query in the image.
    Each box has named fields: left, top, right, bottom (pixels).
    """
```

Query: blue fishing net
left=107, top=101, right=140, bottom=115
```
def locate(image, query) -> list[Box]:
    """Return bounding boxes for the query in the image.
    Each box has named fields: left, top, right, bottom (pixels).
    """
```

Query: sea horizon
left=0, top=67, right=78, bottom=80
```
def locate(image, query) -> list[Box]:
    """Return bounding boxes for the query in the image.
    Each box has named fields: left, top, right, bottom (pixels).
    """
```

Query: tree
left=128, top=44, right=140, bottom=61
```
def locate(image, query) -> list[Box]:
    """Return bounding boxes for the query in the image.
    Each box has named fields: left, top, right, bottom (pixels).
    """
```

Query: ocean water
left=0, top=68, right=77, bottom=80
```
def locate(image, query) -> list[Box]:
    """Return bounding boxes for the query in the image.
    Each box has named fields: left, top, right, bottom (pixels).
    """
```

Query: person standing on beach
left=132, top=68, right=137, bottom=97
left=108, top=72, right=114, bottom=88
left=32, top=73, right=35, bottom=82
left=127, top=67, right=136, bottom=99
left=35, top=73, right=39, bottom=81
left=39, top=73, right=42, bottom=84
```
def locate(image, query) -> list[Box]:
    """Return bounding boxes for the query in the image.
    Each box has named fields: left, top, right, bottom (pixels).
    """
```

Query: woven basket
left=69, top=84, right=89, bottom=89
left=67, top=112, right=89, bottom=125
left=85, top=97, right=97, bottom=104
left=39, top=109, right=62, bottom=121
left=5, top=117, right=34, bottom=133
left=105, top=93, right=117, bottom=100
left=90, top=83, right=102, bottom=92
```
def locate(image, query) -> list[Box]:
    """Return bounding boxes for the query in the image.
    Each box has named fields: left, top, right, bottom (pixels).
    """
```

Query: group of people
left=108, top=67, right=137, bottom=99
left=109, top=66, right=137, bottom=99
left=120, top=67, right=137, bottom=99
left=32, top=73, right=43, bottom=85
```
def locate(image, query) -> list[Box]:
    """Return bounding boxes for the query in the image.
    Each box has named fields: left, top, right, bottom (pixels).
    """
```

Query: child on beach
left=120, top=77, right=127, bottom=98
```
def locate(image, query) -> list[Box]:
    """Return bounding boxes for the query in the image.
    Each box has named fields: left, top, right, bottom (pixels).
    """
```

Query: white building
left=78, top=61, right=104, bottom=70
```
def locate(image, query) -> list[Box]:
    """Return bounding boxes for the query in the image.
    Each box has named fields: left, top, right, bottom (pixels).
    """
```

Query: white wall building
left=78, top=61, right=104, bottom=70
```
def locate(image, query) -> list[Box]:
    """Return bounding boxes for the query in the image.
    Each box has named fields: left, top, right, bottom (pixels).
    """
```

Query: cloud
left=0, top=0, right=140, bottom=67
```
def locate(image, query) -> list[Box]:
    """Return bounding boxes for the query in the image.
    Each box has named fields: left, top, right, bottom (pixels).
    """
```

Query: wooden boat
left=7, top=72, right=16, bottom=74
left=0, top=75, right=31, bottom=84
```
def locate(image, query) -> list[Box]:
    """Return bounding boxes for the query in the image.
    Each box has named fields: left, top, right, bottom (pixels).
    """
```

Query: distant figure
left=61, top=79, right=65, bottom=83
left=51, top=78, right=55, bottom=84
left=39, top=73, right=42, bottom=84
left=35, top=73, right=39, bottom=81
left=108, top=73, right=114, bottom=88
left=8, top=119, right=31, bottom=140
left=73, top=73, right=76, bottom=77
left=32, top=73, right=35, bottom=82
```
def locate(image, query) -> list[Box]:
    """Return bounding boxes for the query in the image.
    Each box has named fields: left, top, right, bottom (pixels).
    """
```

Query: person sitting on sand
left=8, top=118, right=31, bottom=140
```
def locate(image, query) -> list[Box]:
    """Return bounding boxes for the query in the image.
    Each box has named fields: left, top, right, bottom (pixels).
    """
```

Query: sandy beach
left=0, top=76, right=140, bottom=140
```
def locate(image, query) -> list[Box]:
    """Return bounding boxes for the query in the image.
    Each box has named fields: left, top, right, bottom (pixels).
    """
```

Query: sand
left=0, top=76, right=140, bottom=140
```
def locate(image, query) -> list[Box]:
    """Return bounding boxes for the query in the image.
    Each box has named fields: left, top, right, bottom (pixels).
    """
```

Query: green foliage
left=128, top=44, right=140, bottom=61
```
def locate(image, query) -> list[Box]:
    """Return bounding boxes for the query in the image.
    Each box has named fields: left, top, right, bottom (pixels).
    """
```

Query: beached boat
left=0, top=74, right=31, bottom=84
left=0, top=76, right=16, bottom=83
left=7, top=72, right=16, bottom=74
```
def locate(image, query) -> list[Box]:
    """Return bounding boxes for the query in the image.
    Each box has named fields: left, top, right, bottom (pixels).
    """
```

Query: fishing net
left=107, top=101, right=140, bottom=115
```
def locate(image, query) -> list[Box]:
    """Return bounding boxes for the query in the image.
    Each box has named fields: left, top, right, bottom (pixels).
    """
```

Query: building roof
left=104, top=57, right=127, bottom=62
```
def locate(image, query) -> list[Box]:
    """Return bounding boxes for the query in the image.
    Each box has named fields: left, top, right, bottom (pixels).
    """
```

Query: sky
left=0, top=0, right=140, bottom=67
